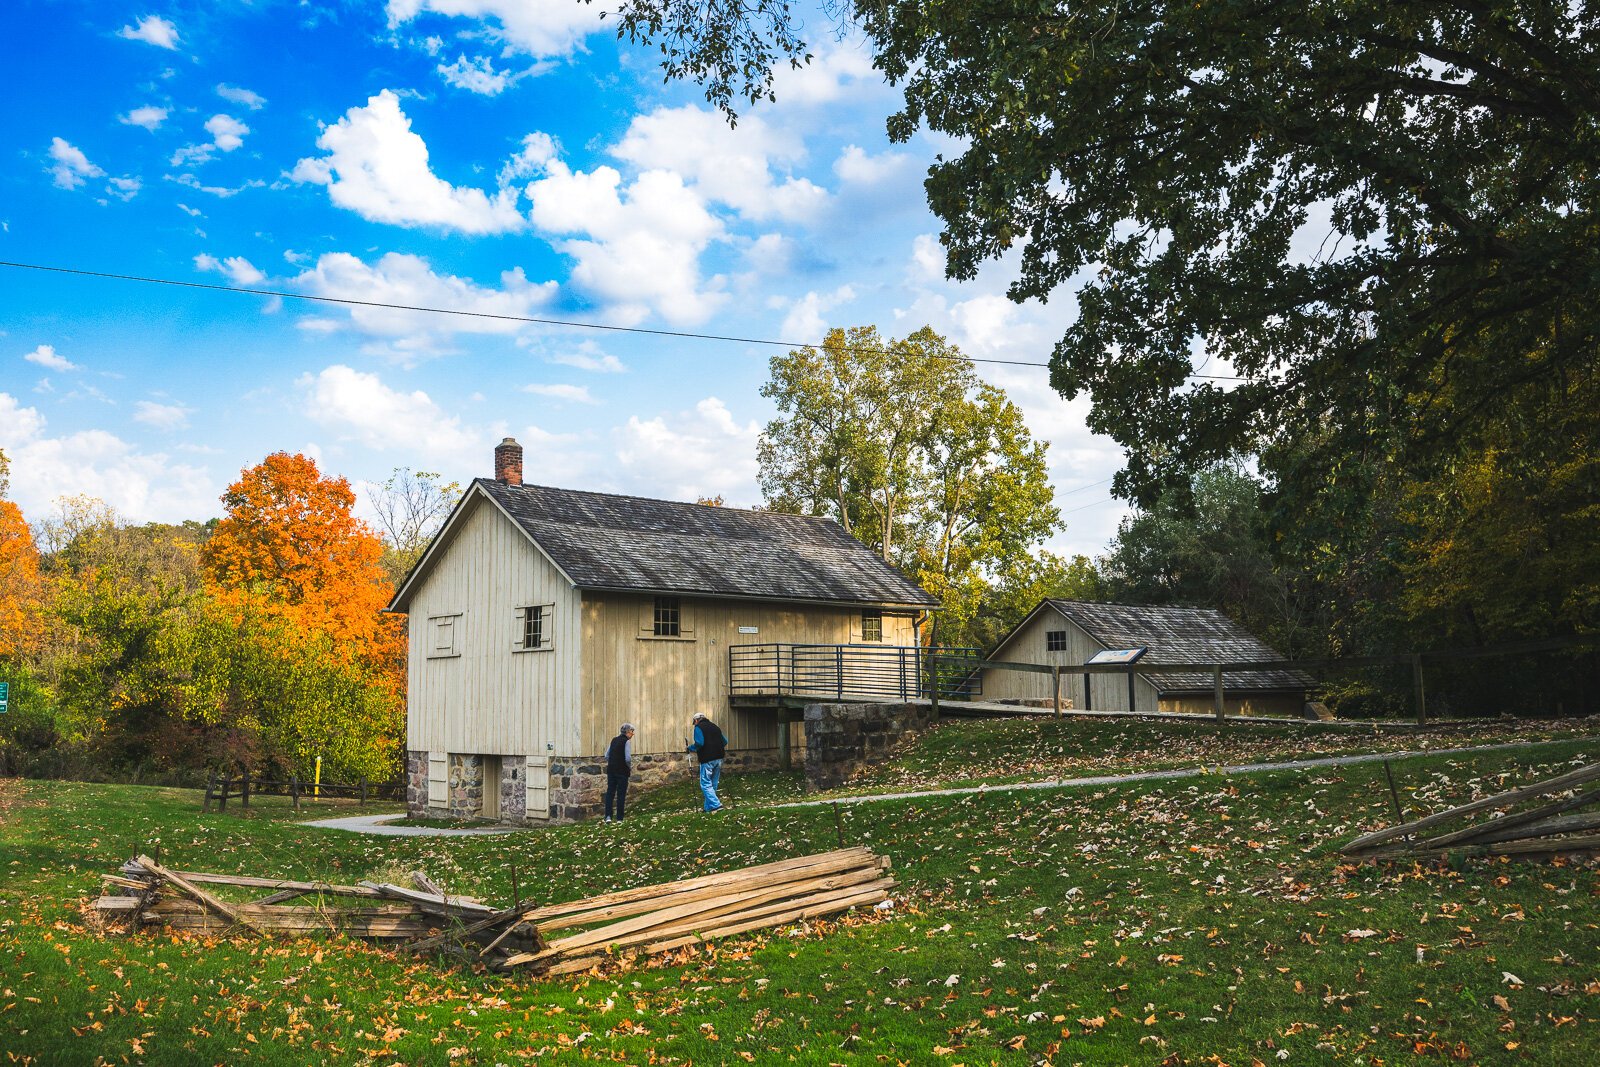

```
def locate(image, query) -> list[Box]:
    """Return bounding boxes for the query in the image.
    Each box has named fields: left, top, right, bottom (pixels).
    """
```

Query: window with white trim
left=515, top=605, right=553, bottom=652
left=653, top=596, right=681, bottom=637
left=861, top=610, right=883, bottom=642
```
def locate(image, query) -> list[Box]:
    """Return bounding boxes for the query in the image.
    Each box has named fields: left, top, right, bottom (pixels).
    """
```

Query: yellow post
left=314, top=755, right=322, bottom=798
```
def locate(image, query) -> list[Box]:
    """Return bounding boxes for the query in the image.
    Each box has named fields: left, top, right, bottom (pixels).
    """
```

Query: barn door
left=524, top=754, right=550, bottom=819
left=481, top=756, right=501, bottom=820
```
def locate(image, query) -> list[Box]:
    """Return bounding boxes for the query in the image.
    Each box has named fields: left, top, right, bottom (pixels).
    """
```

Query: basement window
left=653, top=596, right=681, bottom=637
left=861, top=611, right=883, bottom=642
left=1046, top=630, right=1067, bottom=652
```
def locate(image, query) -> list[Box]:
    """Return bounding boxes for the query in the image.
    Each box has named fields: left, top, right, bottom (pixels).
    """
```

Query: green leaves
left=758, top=325, right=1060, bottom=646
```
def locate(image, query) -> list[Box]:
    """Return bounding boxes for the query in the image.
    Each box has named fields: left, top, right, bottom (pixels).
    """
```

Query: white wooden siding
left=581, top=597, right=918, bottom=755
left=982, top=609, right=1160, bottom=713
left=404, top=497, right=583, bottom=755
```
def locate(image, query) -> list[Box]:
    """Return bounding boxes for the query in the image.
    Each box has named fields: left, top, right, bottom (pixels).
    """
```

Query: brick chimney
left=494, top=437, right=523, bottom=486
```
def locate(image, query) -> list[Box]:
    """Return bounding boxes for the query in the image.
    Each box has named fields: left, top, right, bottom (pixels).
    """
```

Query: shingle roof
left=1047, top=599, right=1314, bottom=692
left=474, top=479, right=939, bottom=608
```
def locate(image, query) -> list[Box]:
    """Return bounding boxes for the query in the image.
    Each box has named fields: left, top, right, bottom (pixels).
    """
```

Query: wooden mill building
left=981, top=599, right=1313, bottom=716
left=389, top=439, right=938, bottom=823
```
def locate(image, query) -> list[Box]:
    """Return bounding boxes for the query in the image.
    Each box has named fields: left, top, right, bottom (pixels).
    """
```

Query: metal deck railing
left=728, top=643, right=982, bottom=703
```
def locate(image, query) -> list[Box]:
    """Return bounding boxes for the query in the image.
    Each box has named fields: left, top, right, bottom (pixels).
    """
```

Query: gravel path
left=772, top=736, right=1598, bottom=810
left=304, top=813, right=525, bottom=837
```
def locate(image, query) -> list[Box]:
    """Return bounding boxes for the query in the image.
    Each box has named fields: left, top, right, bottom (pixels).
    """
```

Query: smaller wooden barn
left=981, top=599, right=1314, bottom=716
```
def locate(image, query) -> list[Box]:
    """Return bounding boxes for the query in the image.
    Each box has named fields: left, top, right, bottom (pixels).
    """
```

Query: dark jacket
left=605, top=733, right=633, bottom=776
left=690, top=719, right=727, bottom=763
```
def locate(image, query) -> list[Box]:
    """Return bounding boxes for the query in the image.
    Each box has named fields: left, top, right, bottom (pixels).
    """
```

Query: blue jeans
left=698, top=759, right=723, bottom=811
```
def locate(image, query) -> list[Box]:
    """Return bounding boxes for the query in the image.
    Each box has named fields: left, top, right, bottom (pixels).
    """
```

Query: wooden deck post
left=1052, top=666, right=1062, bottom=718
left=777, top=719, right=791, bottom=772
left=1411, top=654, right=1427, bottom=726
left=1213, top=665, right=1225, bottom=723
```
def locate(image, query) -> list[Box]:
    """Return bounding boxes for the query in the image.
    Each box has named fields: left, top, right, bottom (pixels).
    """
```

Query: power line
left=1058, top=475, right=1114, bottom=497
left=0, top=259, right=1246, bottom=380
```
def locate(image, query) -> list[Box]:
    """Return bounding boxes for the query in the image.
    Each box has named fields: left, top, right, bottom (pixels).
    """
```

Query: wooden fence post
left=1411, top=654, right=1427, bottom=726
left=240, top=767, right=251, bottom=809
left=1052, top=666, right=1062, bottom=718
left=290, top=773, right=300, bottom=810
left=203, top=771, right=216, bottom=813
left=1213, top=665, right=1225, bottom=723
left=360, top=776, right=368, bottom=806
left=218, top=773, right=231, bottom=812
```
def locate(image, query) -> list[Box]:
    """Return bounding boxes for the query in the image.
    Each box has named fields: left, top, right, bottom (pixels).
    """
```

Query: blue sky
left=1, top=0, right=1131, bottom=556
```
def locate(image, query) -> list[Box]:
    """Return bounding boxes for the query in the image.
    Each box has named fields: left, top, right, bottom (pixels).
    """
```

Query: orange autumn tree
left=200, top=453, right=405, bottom=777
left=0, top=450, right=48, bottom=659
left=204, top=452, right=397, bottom=647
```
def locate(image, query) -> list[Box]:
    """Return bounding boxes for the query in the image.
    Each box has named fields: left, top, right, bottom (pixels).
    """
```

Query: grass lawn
left=2, top=726, right=1598, bottom=1065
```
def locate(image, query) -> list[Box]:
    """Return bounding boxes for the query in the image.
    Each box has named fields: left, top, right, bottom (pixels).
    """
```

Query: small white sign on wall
left=738, top=625, right=760, bottom=634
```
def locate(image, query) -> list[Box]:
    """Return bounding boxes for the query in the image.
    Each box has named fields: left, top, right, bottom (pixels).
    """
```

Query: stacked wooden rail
left=1344, top=762, right=1600, bottom=861
left=92, top=847, right=894, bottom=975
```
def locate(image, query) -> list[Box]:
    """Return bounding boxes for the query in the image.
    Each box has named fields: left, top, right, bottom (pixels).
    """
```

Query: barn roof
left=1041, top=599, right=1314, bottom=693
left=391, top=479, right=938, bottom=611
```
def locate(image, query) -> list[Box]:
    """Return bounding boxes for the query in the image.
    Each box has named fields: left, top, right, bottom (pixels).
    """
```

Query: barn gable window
left=1045, top=630, right=1067, bottom=652
left=428, top=614, right=462, bottom=659
left=653, top=596, right=681, bottom=637
left=861, top=610, right=883, bottom=642
left=515, top=605, right=553, bottom=652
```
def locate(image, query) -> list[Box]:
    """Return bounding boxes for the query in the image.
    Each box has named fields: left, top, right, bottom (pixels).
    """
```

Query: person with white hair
left=603, top=722, right=636, bottom=822
left=685, top=712, right=727, bottom=812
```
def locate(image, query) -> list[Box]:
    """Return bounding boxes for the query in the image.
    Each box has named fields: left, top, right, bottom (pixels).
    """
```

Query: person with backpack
left=603, top=722, right=635, bottom=822
left=685, top=712, right=727, bottom=813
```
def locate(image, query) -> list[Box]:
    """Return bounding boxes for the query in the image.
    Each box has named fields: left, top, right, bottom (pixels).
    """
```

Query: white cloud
left=48, top=138, right=104, bottom=189
left=613, top=105, right=826, bottom=223
left=909, top=233, right=945, bottom=283
left=949, top=294, right=1018, bottom=354
left=546, top=342, right=625, bottom=373
left=777, top=285, right=857, bottom=343
left=526, top=161, right=724, bottom=325
left=523, top=383, right=597, bottom=404
left=194, top=253, right=266, bottom=286
left=438, top=54, right=521, bottom=95
left=292, top=90, right=525, bottom=234
left=386, top=0, right=603, bottom=59
left=0, top=393, right=214, bottom=524
left=205, top=114, right=249, bottom=151
left=290, top=251, right=556, bottom=355
left=769, top=44, right=882, bottom=107
left=498, top=132, right=558, bottom=184
left=613, top=397, right=761, bottom=503
left=133, top=400, right=191, bottom=430
left=171, top=114, right=250, bottom=166
left=216, top=84, right=266, bottom=109
left=176, top=202, right=202, bottom=217
left=23, top=344, right=78, bottom=372
left=120, top=105, right=169, bottom=130
left=834, top=145, right=911, bottom=186
left=107, top=176, right=141, bottom=201
left=298, top=365, right=479, bottom=458
left=117, top=15, right=179, bottom=50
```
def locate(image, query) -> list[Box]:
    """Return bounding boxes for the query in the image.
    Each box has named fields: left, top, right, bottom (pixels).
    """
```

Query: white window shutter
left=679, top=599, right=694, bottom=635
left=541, top=604, right=555, bottom=648
left=513, top=607, right=525, bottom=649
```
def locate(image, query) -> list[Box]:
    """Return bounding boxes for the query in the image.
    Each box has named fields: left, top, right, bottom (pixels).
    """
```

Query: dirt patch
left=0, top=775, right=37, bottom=827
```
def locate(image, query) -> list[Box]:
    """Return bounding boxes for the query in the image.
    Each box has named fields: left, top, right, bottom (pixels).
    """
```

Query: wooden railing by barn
left=728, top=643, right=982, bottom=704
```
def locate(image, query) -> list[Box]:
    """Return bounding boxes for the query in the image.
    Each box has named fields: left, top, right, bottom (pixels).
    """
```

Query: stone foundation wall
left=405, top=750, right=429, bottom=818
left=545, top=747, right=784, bottom=822
left=447, top=753, right=484, bottom=819
left=803, top=702, right=938, bottom=791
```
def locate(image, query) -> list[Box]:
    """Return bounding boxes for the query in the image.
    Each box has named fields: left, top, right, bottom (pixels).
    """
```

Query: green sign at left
left=0, top=681, right=9, bottom=714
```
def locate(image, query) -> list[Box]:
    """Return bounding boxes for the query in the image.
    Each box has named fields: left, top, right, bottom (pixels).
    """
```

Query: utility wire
left=0, top=259, right=1246, bottom=380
